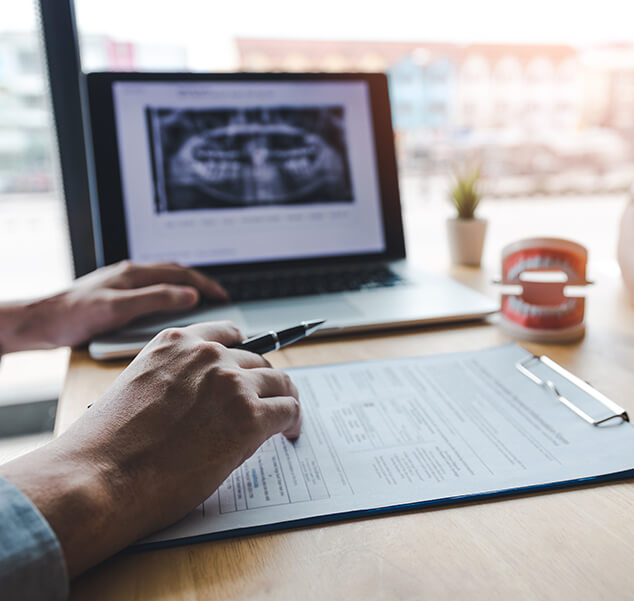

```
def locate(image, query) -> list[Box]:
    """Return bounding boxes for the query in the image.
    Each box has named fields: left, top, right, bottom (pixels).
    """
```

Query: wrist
left=0, top=295, right=66, bottom=353
left=0, top=437, right=138, bottom=578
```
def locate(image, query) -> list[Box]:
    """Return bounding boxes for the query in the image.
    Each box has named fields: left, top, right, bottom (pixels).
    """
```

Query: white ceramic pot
left=447, top=217, right=487, bottom=267
left=617, top=194, right=634, bottom=303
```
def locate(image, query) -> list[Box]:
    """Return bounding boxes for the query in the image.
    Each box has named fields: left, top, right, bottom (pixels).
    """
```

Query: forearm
left=0, top=436, right=143, bottom=579
left=0, top=297, right=64, bottom=353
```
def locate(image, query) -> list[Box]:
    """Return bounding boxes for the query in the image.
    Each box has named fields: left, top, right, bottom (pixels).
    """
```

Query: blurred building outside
left=0, top=32, right=52, bottom=195
left=0, top=31, right=187, bottom=195
left=235, top=38, right=634, bottom=198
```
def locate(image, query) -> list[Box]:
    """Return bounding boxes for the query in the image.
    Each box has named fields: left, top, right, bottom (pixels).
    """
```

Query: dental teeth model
left=497, top=238, right=591, bottom=343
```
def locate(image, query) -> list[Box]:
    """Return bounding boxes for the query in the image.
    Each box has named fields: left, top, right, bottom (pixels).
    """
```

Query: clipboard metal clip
left=516, top=355, right=629, bottom=426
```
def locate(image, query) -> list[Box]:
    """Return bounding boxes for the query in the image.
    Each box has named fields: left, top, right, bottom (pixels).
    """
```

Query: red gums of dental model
left=500, top=239, right=590, bottom=332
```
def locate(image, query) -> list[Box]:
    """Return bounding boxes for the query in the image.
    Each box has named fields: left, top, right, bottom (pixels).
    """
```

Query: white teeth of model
left=508, top=255, right=580, bottom=283
left=552, top=259, right=577, bottom=280
left=519, top=298, right=531, bottom=316
left=514, top=260, right=526, bottom=280
left=508, top=262, right=523, bottom=281
left=508, top=257, right=536, bottom=280
left=509, top=296, right=527, bottom=315
left=508, top=295, right=577, bottom=318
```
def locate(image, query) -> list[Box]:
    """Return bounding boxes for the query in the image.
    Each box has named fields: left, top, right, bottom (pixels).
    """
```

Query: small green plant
left=450, top=164, right=482, bottom=220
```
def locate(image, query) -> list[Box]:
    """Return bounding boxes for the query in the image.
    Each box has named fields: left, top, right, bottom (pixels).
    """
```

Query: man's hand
left=0, top=261, right=228, bottom=353
left=0, top=321, right=302, bottom=578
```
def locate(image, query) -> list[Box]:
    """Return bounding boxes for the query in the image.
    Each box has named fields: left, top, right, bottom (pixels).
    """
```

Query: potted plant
left=446, top=164, right=487, bottom=267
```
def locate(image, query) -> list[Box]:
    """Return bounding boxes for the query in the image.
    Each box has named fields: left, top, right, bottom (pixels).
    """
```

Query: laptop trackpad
left=241, top=296, right=360, bottom=331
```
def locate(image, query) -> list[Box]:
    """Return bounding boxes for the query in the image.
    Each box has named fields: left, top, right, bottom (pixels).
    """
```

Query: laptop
left=85, top=72, right=497, bottom=359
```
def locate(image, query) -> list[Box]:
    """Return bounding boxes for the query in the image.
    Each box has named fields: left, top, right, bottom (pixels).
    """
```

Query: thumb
left=111, top=284, right=199, bottom=325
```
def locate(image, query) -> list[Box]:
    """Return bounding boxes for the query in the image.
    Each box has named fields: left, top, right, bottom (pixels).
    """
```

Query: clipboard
left=515, top=354, right=629, bottom=426
left=133, top=343, right=634, bottom=552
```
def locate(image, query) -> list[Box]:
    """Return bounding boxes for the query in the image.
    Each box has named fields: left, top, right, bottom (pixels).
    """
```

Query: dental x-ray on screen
left=146, top=105, right=354, bottom=212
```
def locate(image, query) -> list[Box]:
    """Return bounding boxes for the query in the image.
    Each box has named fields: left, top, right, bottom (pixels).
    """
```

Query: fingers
left=157, top=322, right=267, bottom=359
left=246, top=368, right=298, bottom=399
left=226, top=349, right=272, bottom=369
left=256, top=395, right=303, bottom=441
left=111, top=284, right=200, bottom=325
left=154, top=320, right=302, bottom=441
left=246, top=369, right=301, bottom=440
left=116, top=261, right=228, bottom=301
left=185, top=320, right=245, bottom=347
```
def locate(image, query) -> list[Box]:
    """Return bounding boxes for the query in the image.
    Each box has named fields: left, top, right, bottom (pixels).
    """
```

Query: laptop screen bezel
left=86, top=71, right=406, bottom=274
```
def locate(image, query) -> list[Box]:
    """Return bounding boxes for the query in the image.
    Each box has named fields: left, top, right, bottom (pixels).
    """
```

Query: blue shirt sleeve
left=0, top=476, right=69, bottom=601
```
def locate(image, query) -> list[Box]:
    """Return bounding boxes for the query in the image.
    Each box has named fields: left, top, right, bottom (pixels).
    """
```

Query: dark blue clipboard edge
left=130, top=468, right=634, bottom=553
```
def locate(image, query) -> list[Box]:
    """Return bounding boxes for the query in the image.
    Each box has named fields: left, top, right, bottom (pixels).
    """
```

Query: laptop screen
left=110, top=79, right=386, bottom=266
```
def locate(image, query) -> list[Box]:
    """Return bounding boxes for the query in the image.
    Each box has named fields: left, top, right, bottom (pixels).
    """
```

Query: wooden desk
left=57, top=267, right=634, bottom=601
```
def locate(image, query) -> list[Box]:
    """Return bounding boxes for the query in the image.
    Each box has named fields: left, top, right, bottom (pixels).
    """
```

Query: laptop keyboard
left=207, top=264, right=406, bottom=303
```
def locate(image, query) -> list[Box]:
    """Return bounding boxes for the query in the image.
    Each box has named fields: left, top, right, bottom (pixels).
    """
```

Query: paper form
left=140, top=343, right=634, bottom=547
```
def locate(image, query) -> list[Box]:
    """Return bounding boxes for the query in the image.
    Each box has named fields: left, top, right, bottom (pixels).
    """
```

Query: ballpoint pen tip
left=304, top=319, right=326, bottom=331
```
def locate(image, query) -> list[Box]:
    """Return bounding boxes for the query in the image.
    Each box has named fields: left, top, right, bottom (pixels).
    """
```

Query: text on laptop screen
left=111, top=80, right=386, bottom=266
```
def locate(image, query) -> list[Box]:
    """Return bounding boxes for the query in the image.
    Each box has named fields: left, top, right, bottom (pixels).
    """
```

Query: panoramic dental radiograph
left=146, top=106, right=354, bottom=212
left=498, top=238, right=591, bottom=342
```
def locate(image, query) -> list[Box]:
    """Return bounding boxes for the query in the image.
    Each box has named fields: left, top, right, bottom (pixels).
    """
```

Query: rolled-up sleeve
left=0, top=476, right=68, bottom=601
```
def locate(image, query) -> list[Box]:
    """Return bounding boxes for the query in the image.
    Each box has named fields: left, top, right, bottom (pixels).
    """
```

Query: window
left=429, top=102, right=446, bottom=115
left=0, top=14, right=72, bottom=301
left=70, top=0, right=634, bottom=209
left=17, top=49, right=39, bottom=74
left=0, top=4, right=73, bottom=414
left=526, top=57, right=554, bottom=84
left=321, top=54, right=349, bottom=72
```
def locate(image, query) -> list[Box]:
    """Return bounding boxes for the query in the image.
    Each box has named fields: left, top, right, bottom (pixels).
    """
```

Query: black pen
left=234, top=320, right=325, bottom=354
